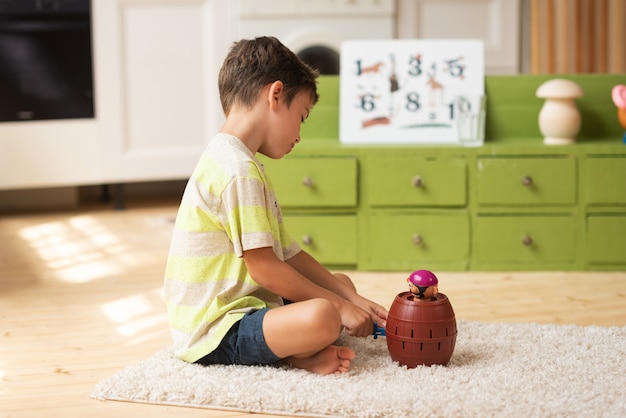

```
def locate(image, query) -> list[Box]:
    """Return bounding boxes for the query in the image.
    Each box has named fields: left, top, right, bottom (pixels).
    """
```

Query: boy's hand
left=338, top=297, right=388, bottom=338
left=354, top=296, right=388, bottom=330
left=338, top=301, right=374, bottom=338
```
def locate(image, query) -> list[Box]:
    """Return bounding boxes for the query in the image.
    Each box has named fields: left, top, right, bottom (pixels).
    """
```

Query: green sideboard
left=261, top=75, right=626, bottom=271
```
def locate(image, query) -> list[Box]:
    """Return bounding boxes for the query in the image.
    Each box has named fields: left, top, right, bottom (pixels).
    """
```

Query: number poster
left=339, top=39, right=484, bottom=145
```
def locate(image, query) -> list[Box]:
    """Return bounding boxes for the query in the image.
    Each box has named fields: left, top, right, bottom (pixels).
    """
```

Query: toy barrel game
left=385, top=269, right=458, bottom=368
left=386, top=292, right=457, bottom=367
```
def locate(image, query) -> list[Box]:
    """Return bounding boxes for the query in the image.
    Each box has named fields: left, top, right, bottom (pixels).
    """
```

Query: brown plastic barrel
left=385, top=291, right=457, bottom=367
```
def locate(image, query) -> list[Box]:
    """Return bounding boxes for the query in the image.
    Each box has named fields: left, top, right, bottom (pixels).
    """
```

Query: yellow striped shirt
left=164, top=133, right=300, bottom=363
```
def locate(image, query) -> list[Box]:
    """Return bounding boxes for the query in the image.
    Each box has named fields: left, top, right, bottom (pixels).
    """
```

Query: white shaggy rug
left=91, top=320, right=626, bottom=418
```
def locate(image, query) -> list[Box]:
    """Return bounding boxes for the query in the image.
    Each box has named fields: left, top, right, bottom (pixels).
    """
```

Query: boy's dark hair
left=218, top=36, right=320, bottom=115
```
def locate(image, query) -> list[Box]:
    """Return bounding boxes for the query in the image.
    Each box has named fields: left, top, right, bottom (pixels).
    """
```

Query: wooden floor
left=1, top=201, right=625, bottom=418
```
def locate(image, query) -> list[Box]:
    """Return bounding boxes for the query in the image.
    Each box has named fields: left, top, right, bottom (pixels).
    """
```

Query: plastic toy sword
left=373, top=323, right=386, bottom=339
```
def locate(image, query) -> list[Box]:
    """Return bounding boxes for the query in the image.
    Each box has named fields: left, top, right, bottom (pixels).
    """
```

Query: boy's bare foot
left=287, top=345, right=355, bottom=375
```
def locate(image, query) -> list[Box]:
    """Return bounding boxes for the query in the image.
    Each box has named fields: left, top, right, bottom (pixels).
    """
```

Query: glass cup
left=456, top=95, right=486, bottom=147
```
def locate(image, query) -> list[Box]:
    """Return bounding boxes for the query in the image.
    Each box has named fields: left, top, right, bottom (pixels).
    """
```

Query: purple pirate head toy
left=407, top=270, right=439, bottom=299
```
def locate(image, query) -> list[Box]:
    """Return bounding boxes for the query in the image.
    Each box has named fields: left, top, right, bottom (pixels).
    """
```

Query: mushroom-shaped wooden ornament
left=536, top=79, right=584, bottom=145
left=611, top=84, right=626, bottom=132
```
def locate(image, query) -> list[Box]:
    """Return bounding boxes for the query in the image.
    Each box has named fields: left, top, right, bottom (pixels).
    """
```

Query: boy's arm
left=243, top=247, right=374, bottom=337
left=285, top=250, right=356, bottom=299
left=285, top=250, right=388, bottom=327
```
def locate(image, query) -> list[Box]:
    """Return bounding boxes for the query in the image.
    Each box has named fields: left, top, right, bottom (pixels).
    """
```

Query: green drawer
left=365, top=212, right=469, bottom=270
left=474, top=215, right=576, bottom=264
left=587, top=215, right=626, bottom=264
left=476, top=157, right=576, bottom=206
left=586, top=157, right=626, bottom=205
left=265, top=157, right=357, bottom=208
left=366, top=157, right=466, bottom=207
left=284, top=214, right=357, bottom=265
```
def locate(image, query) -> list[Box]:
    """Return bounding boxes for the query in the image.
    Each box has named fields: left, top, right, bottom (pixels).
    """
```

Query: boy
left=164, top=36, right=387, bottom=375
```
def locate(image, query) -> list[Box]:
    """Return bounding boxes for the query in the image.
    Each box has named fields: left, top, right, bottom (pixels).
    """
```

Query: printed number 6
left=360, top=93, right=376, bottom=112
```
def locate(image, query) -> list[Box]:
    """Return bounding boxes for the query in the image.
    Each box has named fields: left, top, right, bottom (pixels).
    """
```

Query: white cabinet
left=397, top=0, right=520, bottom=75
left=0, top=120, right=101, bottom=189
left=92, top=0, right=230, bottom=182
left=0, top=0, right=231, bottom=190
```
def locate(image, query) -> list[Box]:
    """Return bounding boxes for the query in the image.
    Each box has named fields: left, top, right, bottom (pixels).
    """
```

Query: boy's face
left=260, top=90, right=313, bottom=159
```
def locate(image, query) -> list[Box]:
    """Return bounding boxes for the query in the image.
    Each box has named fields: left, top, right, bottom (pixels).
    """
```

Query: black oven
left=297, top=45, right=340, bottom=75
left=0, top=0, right=93, bottom=122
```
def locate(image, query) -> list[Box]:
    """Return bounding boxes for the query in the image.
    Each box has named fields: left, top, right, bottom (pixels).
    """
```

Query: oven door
left=0, top=1, right=94, bottom=122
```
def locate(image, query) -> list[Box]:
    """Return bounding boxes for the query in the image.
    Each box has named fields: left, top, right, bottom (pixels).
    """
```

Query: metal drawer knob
left=521, top=175, right=533, bottom=186
left=302, top=176, right=314, bottom=188
left=412, top=234, right=424, bottom=246
left=522, top=235, right=533, bottom=246
left=302, top=235, right=313, bottom=246
left=412, top=175, right=423, bottom=188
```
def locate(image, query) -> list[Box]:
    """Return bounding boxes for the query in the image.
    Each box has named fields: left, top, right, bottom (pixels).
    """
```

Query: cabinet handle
left=521, top=175, right=533, bottom=187
left=522, top=235, right=533, bottom=246
left=412, top=175, right=423, bottom=188
left=412, top=234, right=424, bottom=246
left=302, top=235, right=313, bottom=246
left=302, top=176, right=314, bottom=188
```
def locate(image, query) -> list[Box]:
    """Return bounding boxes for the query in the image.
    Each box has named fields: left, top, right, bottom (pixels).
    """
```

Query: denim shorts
left=195, top=308, right=282, bottom=366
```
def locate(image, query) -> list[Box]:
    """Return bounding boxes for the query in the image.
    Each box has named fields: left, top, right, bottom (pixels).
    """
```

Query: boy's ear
left=268, top=80, right=284, bottom=110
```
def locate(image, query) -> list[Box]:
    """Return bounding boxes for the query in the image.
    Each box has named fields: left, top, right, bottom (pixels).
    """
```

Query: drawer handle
left=412, top=234, right=424, bottom=246
left=302, top=176, right=314, bottom=188
left=522, top=235, right=533, bottom=246
left=302, top=235, right=313, bottom=246
left=412, top=175, right=423, bottom=188
left=521, top=175, right=533, bottom=187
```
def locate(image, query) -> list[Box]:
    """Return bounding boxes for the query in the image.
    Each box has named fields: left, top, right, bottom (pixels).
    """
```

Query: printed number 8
left=405, top=92, right=420, bottom=112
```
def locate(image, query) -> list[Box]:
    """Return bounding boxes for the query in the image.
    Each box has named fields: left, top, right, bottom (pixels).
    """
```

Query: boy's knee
left=305, top=298, right=341, bottom=339
left=334, top=273, right=356, bottom=292
left=309, top=298, right=340, bottom=323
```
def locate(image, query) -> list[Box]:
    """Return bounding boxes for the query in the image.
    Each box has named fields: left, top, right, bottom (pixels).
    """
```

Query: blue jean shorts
left=195, top=308, right=282, bottom=366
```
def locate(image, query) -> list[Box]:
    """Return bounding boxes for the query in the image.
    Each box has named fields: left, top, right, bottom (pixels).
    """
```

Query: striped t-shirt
left=164, top=133, right=301, bottom=363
